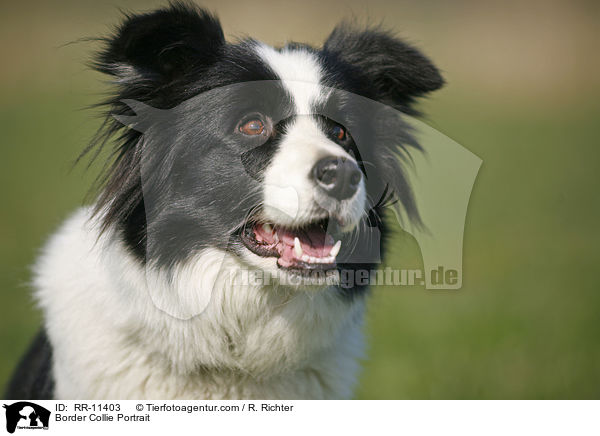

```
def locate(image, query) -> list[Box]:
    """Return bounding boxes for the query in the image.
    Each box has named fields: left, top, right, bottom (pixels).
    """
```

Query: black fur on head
left=321, top=24, right=444, bottom=114
left=95, top=1, right=225, bottom=87
left=83, top=2, right=444, bottom=287
left=85, top=2, right=279, bottom=261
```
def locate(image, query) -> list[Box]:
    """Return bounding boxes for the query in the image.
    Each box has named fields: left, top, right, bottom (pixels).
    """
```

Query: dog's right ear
left=95, top=2, right=224, bottom=83
left=323, top=24, right=444, bottom=112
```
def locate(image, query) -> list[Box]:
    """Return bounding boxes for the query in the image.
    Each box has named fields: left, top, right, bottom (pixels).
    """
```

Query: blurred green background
left=1, top=0, right=599, bottom=398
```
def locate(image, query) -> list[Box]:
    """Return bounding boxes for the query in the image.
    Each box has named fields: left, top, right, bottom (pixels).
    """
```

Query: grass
left=355, top=97, right=600, bottom=398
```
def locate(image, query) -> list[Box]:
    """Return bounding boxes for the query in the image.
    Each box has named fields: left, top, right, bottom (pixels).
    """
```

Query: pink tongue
left=278, top=227, right=334, bottom=257
left=253, top=224, right=335, bottom=265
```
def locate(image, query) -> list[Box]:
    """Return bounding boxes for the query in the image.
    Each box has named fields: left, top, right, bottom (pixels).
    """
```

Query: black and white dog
left=6, top=2, right=442, bottom=399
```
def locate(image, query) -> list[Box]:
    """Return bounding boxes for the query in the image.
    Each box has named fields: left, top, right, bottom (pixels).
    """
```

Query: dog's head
left=89, top=2, right=443, bottom=293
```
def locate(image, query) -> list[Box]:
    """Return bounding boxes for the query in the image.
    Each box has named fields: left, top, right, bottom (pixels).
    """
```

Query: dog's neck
left=34, top=208, right=366, bottom=399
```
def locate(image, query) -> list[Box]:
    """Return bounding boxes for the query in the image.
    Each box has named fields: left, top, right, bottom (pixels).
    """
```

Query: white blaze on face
left=255, top=43, right=324, bottom=114
left=255, top=44, right=364, bottom=226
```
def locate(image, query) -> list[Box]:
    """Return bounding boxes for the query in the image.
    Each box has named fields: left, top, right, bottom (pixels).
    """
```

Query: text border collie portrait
left=5, top=2, right=446, bottom=399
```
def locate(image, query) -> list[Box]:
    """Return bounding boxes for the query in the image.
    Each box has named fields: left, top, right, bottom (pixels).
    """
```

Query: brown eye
left=332, top=125, right=346, bottom=141
left=239, top=119, right=265, bottom=136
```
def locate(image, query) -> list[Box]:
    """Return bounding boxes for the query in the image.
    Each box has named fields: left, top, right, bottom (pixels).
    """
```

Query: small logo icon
left=3, top=402, right=50, bottom=434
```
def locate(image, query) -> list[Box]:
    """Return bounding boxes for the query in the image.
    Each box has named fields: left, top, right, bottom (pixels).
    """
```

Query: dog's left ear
left=95, top=3, right=225, bottom=84
left=323, top=25, right=444, bottom=111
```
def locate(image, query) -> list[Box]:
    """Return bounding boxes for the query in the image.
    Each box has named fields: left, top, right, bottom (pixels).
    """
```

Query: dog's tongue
left=253, top=223, right=336, bottom=266
left=278, top=227, right=335, bottom=256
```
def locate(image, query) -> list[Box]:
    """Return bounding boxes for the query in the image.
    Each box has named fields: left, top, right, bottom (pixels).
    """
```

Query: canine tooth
left=330, top=240, right=342, bottom=257
left=294, top=237, right=303, bottom=257
left=274, top=233, right=279, bottom=243
left=263, top=223, right=273, bottom=234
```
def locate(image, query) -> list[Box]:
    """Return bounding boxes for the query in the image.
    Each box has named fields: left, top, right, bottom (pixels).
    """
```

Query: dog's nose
left=312, top=156, right=362, bottom=200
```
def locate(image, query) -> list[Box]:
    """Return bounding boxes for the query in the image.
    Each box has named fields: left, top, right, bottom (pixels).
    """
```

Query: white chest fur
left=33, top=208, right=365, bottom=399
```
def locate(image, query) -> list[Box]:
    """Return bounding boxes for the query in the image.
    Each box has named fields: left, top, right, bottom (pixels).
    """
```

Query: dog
left=5, top=2, right=443, bottom=399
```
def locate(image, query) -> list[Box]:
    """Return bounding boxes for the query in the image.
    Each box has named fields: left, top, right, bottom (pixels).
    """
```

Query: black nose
left=312, top=156, right=362, bottom=200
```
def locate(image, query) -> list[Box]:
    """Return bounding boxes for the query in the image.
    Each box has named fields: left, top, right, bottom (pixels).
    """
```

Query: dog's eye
left=239, top=119, right=265, bottom=136
left=331, top=125, right=346, bottom=141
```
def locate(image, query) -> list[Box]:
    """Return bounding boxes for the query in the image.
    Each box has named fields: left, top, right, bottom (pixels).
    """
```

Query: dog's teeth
left=294, top=237, right=303, bottom=257
left=330, top=240, right=342, bottom=257
left=274, top=233, right=279, bottom=243
left=263, top=223, right=273, bottom=234
left=301, top=254, right=310, bottom=262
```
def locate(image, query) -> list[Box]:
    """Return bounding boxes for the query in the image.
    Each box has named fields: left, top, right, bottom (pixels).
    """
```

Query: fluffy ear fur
left=94, top=1, right=225, bottom=84
left=86, top=3, right=225, bottom=251
left=323, top=25, right=444, bottom=111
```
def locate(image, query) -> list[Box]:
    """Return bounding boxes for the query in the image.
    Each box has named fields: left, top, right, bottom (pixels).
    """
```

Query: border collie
left=6, top=2, right=443, bottom=399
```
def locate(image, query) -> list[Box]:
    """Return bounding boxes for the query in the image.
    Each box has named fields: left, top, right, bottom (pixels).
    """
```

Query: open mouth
left=240, top=217, right=342, bottom=272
